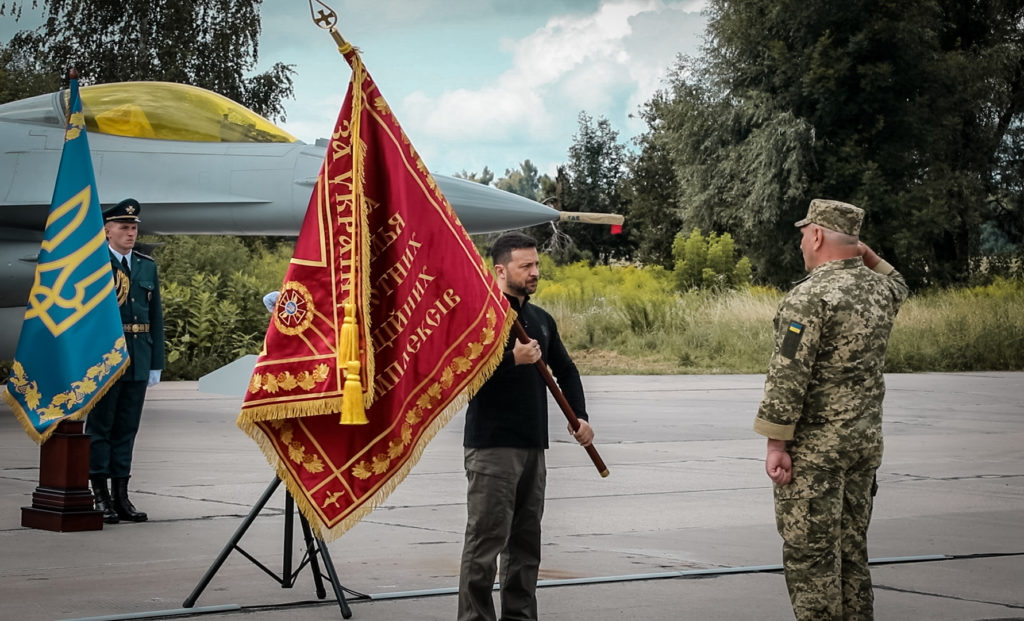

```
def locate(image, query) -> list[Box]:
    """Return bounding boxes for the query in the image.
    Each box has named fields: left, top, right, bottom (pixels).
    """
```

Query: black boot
left=111, top=477, right=148, bottom=522
left=90, top=476, right=119, bottom=524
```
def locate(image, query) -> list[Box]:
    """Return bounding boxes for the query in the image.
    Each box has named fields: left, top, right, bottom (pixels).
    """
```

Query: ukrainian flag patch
left=781, top=320, right=805, bottom=359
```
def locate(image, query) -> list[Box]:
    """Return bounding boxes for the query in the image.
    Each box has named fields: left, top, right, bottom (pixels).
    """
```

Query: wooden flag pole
left=512, top=320, right=609, bottom=478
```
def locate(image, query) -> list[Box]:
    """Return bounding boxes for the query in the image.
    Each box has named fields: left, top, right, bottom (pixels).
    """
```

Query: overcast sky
left=2, top=0, right=708, bottom=178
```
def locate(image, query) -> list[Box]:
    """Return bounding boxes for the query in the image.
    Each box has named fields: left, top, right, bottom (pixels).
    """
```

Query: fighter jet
left=0, top=81, right=565, bottom=359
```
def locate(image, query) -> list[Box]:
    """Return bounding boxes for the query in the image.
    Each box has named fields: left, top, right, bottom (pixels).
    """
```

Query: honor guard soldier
left=754, top=199, right=909, bottom=619
left=87, top=198, right=165, bottom=524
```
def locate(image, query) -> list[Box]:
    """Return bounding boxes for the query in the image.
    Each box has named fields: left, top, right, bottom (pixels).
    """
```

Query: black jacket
left=464, top=294, right=587, bottom=449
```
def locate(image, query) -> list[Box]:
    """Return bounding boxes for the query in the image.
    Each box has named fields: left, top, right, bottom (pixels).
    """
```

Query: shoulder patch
left=780, top=320, right=804, bottom=359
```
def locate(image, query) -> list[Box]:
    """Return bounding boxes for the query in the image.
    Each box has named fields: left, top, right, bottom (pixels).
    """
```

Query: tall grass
left=886, top=277, right=1024, bottom=372
left=535, top=262, right=1024, bottom=375
left=2, top=254, right=1020, bottom=383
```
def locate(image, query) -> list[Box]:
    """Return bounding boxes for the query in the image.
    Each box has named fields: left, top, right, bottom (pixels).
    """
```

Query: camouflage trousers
left=774, top=445, right=882, bottom=621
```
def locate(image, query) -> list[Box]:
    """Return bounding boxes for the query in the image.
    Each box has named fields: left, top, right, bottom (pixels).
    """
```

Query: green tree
left=651, top=0, right=1024, bottom=287
left=495, top=160, right=542, bottom=201
left=559, top=112, right=633, bottom=264
left=0, top=0, right=294, bottom=120
left=624, top=93, right=684, bottom=269
left=0, top=31, right=60, bottom=103
left=453, top=166, right=494, bottom=186
left=989, top=114, right=1024, bottom=261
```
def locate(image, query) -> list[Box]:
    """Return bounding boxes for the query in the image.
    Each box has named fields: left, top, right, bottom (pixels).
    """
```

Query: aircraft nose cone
left=433, top=175, right=558, bottom=234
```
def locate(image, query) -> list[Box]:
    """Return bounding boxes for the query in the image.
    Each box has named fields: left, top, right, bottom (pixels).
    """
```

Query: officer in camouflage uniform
left=753, top=199, right=909, bottom=620
left=87, top=198, right=165, bottom=524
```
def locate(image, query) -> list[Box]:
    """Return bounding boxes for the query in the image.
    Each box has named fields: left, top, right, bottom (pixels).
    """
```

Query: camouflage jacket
left=753, top=257, right=909, bottom=453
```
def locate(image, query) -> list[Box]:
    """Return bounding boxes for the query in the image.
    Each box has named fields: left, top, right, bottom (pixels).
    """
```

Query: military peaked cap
left=794, top=199, right=863, bottom=236
left=104, top=198, right=142, bottom=223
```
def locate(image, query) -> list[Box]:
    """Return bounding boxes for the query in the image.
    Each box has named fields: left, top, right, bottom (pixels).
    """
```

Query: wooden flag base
left=21, top=420, right=103, bottom=532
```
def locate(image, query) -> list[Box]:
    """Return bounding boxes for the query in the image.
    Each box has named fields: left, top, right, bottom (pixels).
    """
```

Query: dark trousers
left=458, top=447, right=546, bottom=621
left=86, top=379, right=148, bottom=478
left=774, top=447, right=882, bottom=621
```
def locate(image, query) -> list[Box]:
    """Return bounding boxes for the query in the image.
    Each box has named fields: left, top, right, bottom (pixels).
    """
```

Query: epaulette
left=132, top=250, right=155, bottom=262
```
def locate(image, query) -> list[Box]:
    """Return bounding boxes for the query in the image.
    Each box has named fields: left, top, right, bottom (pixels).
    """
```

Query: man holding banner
left=458, top=231, right=594, bottom=621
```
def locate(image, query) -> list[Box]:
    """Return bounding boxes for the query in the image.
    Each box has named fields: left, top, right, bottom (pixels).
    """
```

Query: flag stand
left=182, top=477, right=353, bottom=618
left=20, top=420, right=103, bottom=532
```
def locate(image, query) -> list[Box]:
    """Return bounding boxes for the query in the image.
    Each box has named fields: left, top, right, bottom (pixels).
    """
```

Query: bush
left=154, top=236, right=291, bottom=380
left=671, top=228, right=752, bottom=290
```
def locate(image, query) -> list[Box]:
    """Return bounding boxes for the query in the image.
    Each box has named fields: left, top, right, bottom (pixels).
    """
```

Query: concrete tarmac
left=1, top=373, right=1021, bottom=620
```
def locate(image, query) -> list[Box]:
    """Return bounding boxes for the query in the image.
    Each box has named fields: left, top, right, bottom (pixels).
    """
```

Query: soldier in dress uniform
left=86, top=198, right=165, bottom=524
left=753, top=199, right=909, bottom=620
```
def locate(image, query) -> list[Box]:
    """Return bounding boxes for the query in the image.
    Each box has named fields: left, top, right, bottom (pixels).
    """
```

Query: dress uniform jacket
left=113, top=250, right=165, bottom=379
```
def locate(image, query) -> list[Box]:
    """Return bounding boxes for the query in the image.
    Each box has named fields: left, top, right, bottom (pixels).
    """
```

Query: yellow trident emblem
left=24, top=187, right=116, bottom=337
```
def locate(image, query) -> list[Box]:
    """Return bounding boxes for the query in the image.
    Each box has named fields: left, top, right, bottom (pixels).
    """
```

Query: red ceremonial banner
left=237, top=43, right=512, bottom=540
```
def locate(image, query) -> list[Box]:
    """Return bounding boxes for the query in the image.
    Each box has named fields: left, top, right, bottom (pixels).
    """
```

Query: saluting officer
left=754, top=199, right=909, bottom=619
left=87, top=198, right=165, bottom=524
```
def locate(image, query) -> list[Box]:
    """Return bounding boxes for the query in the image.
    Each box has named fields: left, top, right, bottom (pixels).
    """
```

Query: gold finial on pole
left=308, top=0, right=349, bottom=49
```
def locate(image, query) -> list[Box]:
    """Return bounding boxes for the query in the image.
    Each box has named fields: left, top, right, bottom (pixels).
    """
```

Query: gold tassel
left=338, top=303, right=358, bottom=363
left=340, top=360, right=367, bottom=425
left=338, top=304, right=367, bottom=424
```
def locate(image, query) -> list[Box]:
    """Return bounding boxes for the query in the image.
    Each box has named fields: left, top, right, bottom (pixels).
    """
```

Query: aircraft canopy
left=0, top=81, right=297, bottom=143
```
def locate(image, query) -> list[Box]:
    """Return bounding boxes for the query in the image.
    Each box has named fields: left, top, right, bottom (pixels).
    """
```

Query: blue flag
left=2, top=78, right=129, bottom=444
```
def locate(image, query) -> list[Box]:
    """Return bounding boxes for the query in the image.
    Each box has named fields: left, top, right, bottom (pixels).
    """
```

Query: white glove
left=148, top=369, right=162, bottom=387
left=263, top=291, right=280, bottom=313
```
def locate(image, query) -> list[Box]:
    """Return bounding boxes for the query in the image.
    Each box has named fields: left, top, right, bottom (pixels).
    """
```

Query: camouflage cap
left=103, top=198, right=142, bottom=223
left=794, top=199, right=863, bottom=236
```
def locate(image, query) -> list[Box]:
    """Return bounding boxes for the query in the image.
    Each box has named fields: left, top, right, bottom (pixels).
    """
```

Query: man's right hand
left=513, top=338, right=542, bottom=365
left=766, top=439, right=792, bottom=485
left=858, top=242, right=880, bottom=269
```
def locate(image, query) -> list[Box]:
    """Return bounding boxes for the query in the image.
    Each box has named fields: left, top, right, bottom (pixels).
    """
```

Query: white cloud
left=261, top=0, right=708, bottom=175
left=398, top=0, right=705, bottom=169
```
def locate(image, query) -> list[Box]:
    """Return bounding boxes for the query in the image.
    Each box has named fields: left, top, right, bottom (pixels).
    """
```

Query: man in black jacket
left=458, top=231, right=594, bottom=621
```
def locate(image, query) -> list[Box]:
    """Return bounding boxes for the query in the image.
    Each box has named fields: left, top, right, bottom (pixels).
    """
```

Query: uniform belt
left=123, top=323, right=150, bottom=334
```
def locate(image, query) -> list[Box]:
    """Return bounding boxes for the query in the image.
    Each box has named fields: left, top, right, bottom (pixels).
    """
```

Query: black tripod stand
left=183, top=477, right=353, bottom=618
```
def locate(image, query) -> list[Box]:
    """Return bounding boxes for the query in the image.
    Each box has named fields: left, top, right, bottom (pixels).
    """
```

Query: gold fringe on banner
left=249, top=309, right=516, bottom=542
